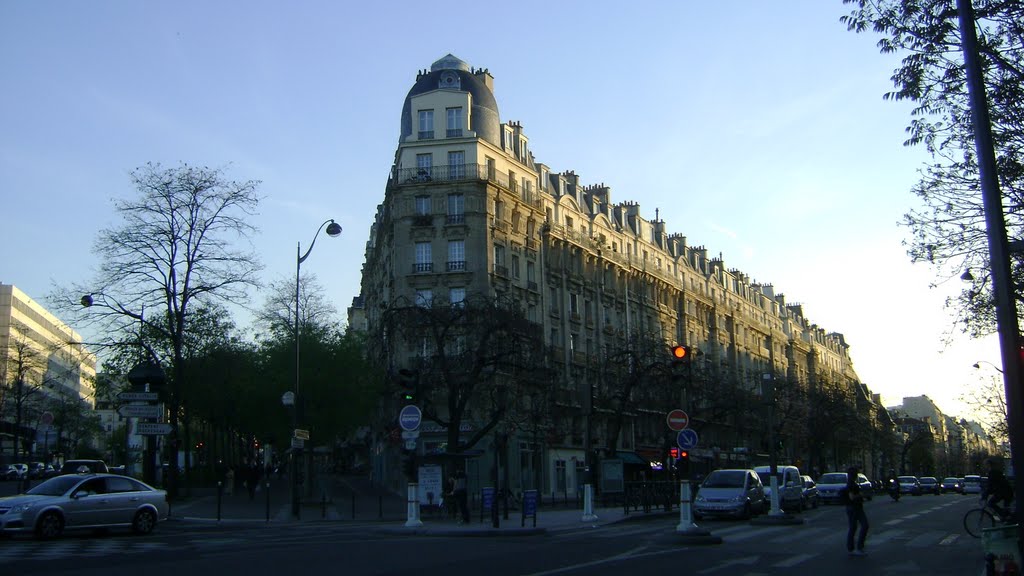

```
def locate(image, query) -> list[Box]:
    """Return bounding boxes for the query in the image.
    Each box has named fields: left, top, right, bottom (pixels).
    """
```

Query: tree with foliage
left=841, top=0, right=1024, bottom=336
left=53, top=162, right=262, bottom=497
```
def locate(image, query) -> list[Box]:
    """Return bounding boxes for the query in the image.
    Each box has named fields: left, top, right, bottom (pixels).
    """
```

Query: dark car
left=898, top=475, right=922, bottom=496
left=800, top=475, right=820, bottom=509
left=918, top=476, right=941, bottom=495
left=941, top=477, right=961, bottom=494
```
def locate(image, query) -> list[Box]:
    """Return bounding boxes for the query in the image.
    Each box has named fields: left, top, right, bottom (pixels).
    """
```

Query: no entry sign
left=666, top=409, right=689, bottom=431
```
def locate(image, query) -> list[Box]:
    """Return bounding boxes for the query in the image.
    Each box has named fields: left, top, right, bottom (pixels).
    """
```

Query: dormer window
left=418, top=110, right=434, bottom=139
left=446, top=107, right=463, bottom=138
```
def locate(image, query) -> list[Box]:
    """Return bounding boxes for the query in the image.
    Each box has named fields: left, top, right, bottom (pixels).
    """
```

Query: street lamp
left=973, top=360, right=1004, bottom=374
left=290, top=218, right=341, bottom=519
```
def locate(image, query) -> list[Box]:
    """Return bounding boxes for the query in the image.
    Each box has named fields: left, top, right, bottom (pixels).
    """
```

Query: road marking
left=908, top=530, right=947, bottom=547
left=723, top=525, right=788, bottom=543
left=901, top=514, right=920, bottom=520
left=773, top=552, right=816, bottom=568
left=871, top=528, right=904, bottom=546
left=768, top=526, right=827, bottom=544
left=519, top=546, right=682, bottom=576
left=939, top=534, right=960, bottom=545
left=696, top=555, right=760, bottom=574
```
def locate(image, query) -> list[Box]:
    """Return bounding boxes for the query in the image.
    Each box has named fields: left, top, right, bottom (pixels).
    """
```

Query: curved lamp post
left=973, top=360, right=1004, bottom=374
left=291, top=219, right=341, bottom=519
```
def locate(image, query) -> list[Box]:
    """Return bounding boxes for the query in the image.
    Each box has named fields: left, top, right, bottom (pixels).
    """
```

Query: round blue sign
left=677, top=428, right=699, bottom=450
left=399, top=405, right=422, bottom=431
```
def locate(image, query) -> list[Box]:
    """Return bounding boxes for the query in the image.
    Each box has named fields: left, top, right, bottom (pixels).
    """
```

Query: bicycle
left=963, top=501, right=1014, bottom=538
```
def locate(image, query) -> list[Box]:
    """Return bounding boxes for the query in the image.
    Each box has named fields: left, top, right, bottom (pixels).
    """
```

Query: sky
left=0, top=1, right=1003, bottom=422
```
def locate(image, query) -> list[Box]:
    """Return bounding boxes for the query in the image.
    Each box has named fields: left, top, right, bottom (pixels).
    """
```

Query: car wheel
left=132, top=509, right=157, bottom=535
left=35, top=511, right=64, bottom=540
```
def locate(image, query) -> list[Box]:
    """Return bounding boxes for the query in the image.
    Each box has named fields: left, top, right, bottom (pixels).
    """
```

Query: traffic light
left=676, top=449, right=690, bottom=476
left=397, top=368, right=419, bottom=405
left=670, top=345, right=692, bottom=364
left=670, top=447, right=680, bottom=459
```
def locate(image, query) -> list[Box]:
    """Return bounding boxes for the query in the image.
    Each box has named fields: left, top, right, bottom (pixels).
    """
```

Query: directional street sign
left=401, top=430, right=420, bottom=440
left=118, top=404, right=162, bottom=419
left=293, top=429, right=310, bottom=440
left=136, top=422, right=173, bottom=436
left=399, top=405, right=422, bottom=431
left=117, top=391, right=159, bottom=402
left=666, top=409, right=689, bottom=431
left=291, top=437, right=305, bottom=449
left=677, top=428, right=699, bottom=450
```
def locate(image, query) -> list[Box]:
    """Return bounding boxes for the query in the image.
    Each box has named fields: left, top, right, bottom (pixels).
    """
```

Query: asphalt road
left=0, top=489, right=991, bottom=576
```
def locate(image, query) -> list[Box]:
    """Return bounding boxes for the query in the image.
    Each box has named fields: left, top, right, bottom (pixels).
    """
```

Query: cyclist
left=981, top=457, right=1014, bottom=521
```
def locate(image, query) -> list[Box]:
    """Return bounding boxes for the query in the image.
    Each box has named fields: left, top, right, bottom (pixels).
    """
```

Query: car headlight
left=8, top=503, right=34, bottom=514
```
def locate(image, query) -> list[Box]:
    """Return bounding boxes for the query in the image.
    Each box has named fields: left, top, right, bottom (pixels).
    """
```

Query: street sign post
left=677, top=428, right=699, bottom=450
left=401, top=430, right=420, bottom=440
left=136, top=422, right=173, bottom=436
left=666, top=409, right=689, bottom=431
left=293, top=429, right=310, bottom=440
left=399, top=405, right=422, bottom=431
left=118, top=404, right=162, bottom=419
left=291, top=437, right=305, bottom=449
left=117, top=391, right=159, bottom=402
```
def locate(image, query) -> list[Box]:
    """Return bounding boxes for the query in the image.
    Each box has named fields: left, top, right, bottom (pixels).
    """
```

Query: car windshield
left=25, top=476, right=81, bottom=496
left=920, top=478, right=937, bottom=484
left=703, top=470, right=746, bottom=488
left=898, top=476, right=916, bottom=482
left=756, top=471, right=783, bottom=485
left=943, top=477, right=958, bottom=483
left=819, top=473, right=847, bottom=484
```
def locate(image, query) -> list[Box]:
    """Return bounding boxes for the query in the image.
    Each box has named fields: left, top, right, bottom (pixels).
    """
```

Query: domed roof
left=400, top=54, right=501, bottom=146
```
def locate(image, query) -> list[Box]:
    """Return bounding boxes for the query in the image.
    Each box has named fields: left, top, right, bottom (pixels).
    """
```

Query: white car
left=963, top=475, right=983, bottom=495
left=754, top=465, right=804, bottom=512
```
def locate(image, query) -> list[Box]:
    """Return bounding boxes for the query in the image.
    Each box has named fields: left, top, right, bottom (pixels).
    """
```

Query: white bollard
left=677, top=479, right=697, bottom=532
left=581, top=483, right=598, bottom=522
left=404, top=482, right=423, bottom=527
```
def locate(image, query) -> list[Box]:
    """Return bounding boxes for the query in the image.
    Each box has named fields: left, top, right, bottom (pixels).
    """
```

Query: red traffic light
left=671, top=345, right=688, bottom=359
left=670, top=447, right=680, bottom=458
left=679, top=450, right=689, bottom=459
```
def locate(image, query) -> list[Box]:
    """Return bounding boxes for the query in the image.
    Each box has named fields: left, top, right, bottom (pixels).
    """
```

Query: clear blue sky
left=0, top=1, right=1001, bottom=420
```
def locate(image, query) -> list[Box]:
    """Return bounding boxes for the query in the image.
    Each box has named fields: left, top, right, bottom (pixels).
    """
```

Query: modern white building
left=0, top=283, right=96, bottom=460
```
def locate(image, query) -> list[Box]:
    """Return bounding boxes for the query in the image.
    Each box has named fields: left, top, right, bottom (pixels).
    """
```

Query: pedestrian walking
left=842, top=466, right=869, bottom=556
left=224, top=466, right=235, bottom=496
left=247, top=459, right=261, bottom=500
left=445, top=473, right=457, bottom=520
left=454, top=469, right=470, bottom=524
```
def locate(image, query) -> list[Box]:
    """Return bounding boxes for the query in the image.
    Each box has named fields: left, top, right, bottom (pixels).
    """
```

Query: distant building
left=0, top=283, right=96, bottom=459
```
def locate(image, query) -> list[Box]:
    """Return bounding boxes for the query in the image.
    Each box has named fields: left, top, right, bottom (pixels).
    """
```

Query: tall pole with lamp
left=290, top=219, right=342, bottom=519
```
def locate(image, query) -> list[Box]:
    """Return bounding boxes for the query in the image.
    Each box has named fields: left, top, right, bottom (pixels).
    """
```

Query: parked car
left=0, top=473, right=168, bottom=539
left=898, top=475, right=922, bottom=496
left=918, top=476, right=941, bottom=495
left=5, top=464, right=29, bottom=481
left=693, top=468, right=766, bottom=520
left=58, top=460, right=108, bottom=476
left=2, top=465, right=23, bottom=481
left=754, top=465, right=804, bottom=512
left=800, top=475, right=820, bottom=509
left=28, top=463, right=49, bottom=479
left=816, top=471, right=874, bottom=504
left=941, top=477, right=962, bottom=494
left=962, top=475, right=983, bottom=495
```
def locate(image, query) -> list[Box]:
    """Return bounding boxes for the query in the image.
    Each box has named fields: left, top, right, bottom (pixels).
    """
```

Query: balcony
left=446, top=128, right=463, bottom=138
left=447, top=260, right=466, bottom=272
left=527, top=281, right=538, bottom=292
left=392, top=164, right=535, bottom=203
left=446, top=213, right=465, bottom=225
left=418, top=131, right=434, bottom=140
left=491, top=218, right=510, bottom=232
left=413, top=262, right=433, bottom=273
left=412, top=214, right=433, bottom=227
left=494, top=265, right=509, bottom=278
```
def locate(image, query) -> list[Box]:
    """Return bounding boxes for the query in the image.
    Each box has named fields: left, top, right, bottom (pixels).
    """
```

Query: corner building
left=356, top=55, right=871, bottom=495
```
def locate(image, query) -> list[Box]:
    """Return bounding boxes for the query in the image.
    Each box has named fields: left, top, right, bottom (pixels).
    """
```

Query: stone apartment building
left=353, top=55, right=881, bottom=496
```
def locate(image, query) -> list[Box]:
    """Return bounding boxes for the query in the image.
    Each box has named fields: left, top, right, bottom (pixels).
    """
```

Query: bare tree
left=52, top=162, right=262, bottom=497
left=0, top=324, right=48, bottom=459
left=961, top=371, right=1008, bottom=442
left=256, top=273, right=338, bottom=339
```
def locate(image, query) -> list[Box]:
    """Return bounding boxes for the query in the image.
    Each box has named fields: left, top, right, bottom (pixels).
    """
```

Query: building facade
left=0, top=283, right=96, bottom=461
left=354, top=55, right=882, bottom=496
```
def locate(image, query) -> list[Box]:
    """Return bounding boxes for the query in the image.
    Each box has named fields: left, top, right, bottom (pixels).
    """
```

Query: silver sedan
left=0, top=473, right=168, bottom=539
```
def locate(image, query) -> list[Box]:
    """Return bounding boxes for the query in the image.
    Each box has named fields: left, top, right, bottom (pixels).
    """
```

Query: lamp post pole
left=291, top=219, right=341, bottom=520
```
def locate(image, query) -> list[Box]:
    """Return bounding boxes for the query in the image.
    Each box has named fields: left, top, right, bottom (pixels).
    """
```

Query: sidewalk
left=167, top=476, right=674, bottom=536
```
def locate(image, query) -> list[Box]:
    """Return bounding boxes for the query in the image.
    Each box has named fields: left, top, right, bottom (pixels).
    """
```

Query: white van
left=754, top=465, right=804, bottom=512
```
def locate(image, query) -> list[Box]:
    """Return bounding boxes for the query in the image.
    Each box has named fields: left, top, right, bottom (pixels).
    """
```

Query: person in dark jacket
left=843, top=466, right=869, bottom=556
left=983, top=457, right=1014, bottom=520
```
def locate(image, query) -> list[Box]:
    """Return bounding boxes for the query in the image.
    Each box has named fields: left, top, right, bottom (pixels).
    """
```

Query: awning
left=613, top=451, right=650, bottom=466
